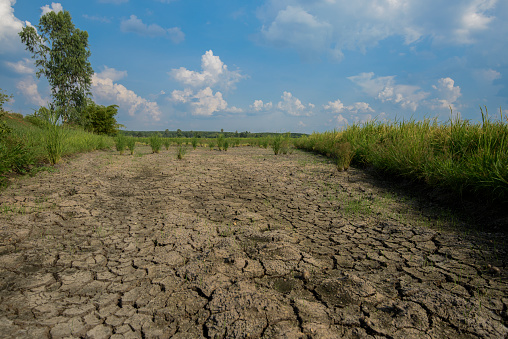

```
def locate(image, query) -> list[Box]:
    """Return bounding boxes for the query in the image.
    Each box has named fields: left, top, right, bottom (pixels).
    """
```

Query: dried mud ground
left=0, top=145, right=507, bottom=339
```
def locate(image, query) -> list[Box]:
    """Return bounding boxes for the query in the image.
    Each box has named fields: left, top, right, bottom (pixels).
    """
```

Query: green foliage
left=126, top=137, right=136, bottom=155
left=43, top=107, right=67, bottom=165
left=271, top=135, right=282, bottom=155
left=217, top=134, right=224, bottom=151
left=223, top=138, right=229, bottom=151
left=82, top=101, right=121, bottom=135
left=115, top=133, right=127, bottom=154
left=191, top=137, right=198, bottom=150
left=149, top=133, right=162, bottom=153
left=208, top=140, right=215, bottom=150
left=294, top=108, right=508, bottom=203
left=163, top=138, right=171, bottom=150
left=177, top=145, right=187, bottom=160
left=19, top=10, right=93, bottom=122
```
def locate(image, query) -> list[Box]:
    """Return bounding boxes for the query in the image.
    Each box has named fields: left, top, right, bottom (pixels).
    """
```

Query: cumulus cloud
left=170, top=87, right=241, bottom=116
left=120, top=15, right=184, bottom=43
left=258, top=0, right=501, bottom=59
left=171, top=50, right=244, bottom=91
left=276, top=91, right=313, bottom=116
left=473, top=68, right=501, bottom=84
left=431, top=77, right=462, bottom=110
left=96, top=65, right=127, bottom=82
left=323, top=99, right=345, bottom=113
left=324, top=98, right=376, bottom=128
left=0, top=0, right=27, bottom=54
left=169, top=51, right=246, bottom=116
left=41, top=2, right=63, bottom=16
left=250, top=99, right=273, bottom=111
left=16, top=77, right=48, bottom=106
left=261, top=6, right=331, bottom=58
left=92, top=67, right=161, bottom=121
left=348, top=72, right=429, bottom=111
left=5, top=58, right=34, bottom=74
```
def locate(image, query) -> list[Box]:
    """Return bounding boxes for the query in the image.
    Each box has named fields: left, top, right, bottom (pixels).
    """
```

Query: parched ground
left=0, top=145, right=506, bottom=338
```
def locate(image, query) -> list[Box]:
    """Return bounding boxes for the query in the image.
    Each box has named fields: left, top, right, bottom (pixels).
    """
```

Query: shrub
left=126, top=137, right=136, bottom=155
left=177, top=145, right=187, bottom=159
left=271, top=135, right=282, bottom=155
left=191, top=137, right=198, bottom=150
left=115, top=133, right=127, bottom=155
left=209, top=140, right=215, bottom=150
left=163, top=138, right=170, bottom=150
left=217, top=134, right=224, bottom=151
left=223, top=138, right=229, bottom=151
left=149, top=133, right=162, bottom=153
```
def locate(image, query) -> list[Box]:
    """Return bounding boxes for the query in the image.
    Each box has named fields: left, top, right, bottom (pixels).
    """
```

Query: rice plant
left=126, top=137, right=136, bottom=155
left=191, top=137, right=198, bottom=150
left=115, top=133, right=127, bottom=155
left=177, top=145, right=187, bottom=159
left=163, top=138, right=171, bottom=150
left=149, top=133, right=163, bottom=153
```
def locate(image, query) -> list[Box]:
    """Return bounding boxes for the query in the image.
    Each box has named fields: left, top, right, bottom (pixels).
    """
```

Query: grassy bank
left=1, top=112, right=113, bottom=185
left=294, top=109, right=508, bottom=204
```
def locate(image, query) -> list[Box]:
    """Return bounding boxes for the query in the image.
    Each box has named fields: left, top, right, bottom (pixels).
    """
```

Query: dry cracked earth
left=0, top=145, right=506, bottom=339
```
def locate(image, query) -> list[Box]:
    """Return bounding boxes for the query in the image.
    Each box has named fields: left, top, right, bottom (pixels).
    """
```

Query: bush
left=115, top=133, right=127, bottom=154
left=126, top=137, right=136, bottom=155
left=177, top=145, right=187, bottom=159
left=149, top=133, right=162, bottom=153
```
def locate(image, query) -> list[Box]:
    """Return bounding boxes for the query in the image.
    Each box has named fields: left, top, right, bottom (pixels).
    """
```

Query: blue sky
left=1, top=0, right=507, bottom=133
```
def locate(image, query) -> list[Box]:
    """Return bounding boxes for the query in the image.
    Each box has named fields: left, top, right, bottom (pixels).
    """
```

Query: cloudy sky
left=1, top=0, right=507, bottom=133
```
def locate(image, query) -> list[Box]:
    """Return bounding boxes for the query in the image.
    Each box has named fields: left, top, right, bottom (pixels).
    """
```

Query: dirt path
left=0, top=146, right=506, bottom=338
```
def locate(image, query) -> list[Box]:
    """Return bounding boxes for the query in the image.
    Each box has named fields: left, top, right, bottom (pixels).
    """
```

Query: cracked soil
left=0, top=146, right=506, bottom=338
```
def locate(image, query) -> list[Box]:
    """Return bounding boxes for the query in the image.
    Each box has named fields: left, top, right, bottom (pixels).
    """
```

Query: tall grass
left=294, top=108, right=508, bottom=203
left=1, top=112, right=113, bottom=183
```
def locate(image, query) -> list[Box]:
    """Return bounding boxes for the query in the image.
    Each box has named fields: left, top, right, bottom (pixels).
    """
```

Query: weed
left=191, top=138, right=198, bottom=150
left=115, top=133, right=127, bottom=155
left=149, top=133, right=163, bottom=153
left=177, top=145, right=187, bottom=160
left=126, top=137, right=136, bottom=155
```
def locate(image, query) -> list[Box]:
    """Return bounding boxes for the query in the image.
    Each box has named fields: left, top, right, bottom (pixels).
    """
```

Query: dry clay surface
left=0, top=146, right=506, bottom=338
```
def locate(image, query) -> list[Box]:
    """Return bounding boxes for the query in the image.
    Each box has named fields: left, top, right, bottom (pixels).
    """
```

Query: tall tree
left=19, top=10, right=93, bottom=122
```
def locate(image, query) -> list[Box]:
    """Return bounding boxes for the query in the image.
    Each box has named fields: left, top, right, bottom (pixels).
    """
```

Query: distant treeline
left=122, top=129, right=307, bottom=139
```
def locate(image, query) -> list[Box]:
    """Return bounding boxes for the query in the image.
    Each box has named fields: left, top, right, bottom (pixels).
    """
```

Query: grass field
left=294, top=108, right=508, bottom=205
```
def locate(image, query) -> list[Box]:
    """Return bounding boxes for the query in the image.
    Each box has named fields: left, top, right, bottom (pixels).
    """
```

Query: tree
left=82, top=101, right=122, bottom=135
left=19, top=10, right=93, bottom=122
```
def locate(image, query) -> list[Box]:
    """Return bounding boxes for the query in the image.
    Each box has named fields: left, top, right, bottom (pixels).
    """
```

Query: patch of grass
left=149, top=133, right=163, bottom=153
left=115, top=133, right=127, bottom=154
left=126, top=137, right=136, bottom=155
left=294, top=108, right=508, bottom=205
left=177, top=145, right=187, bottom=159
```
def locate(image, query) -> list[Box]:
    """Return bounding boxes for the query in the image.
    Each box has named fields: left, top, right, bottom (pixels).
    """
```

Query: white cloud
left=473, top=68, right=501, bottom=84
left=171, top=87, right=240, bottom=116
left=96, top=65, right=127, bottom=82
left=171, top=88, right=193, bottom=103
left=348, top=72, right=429, bottom=111
left=41, top=2, right=63, bottom=16
left=276, top=91, right=313, bottom=116
left=346, top=102, right=374, bottom=114
left=261, top=6, right=332, bottom=58
left=191, top=87, right=228, bottom=116
left=323, top=99, right=345, bottom=113
left=92, top=67, right=161, bottom=121
left=171, top=50, right=244, bottom=91
left=16, top=77, right=48, bottom=106
left=431, top=77, right=462, bottom=110
left=336, top=114, right=348, bottom=127
left=250, top=99, right=273, bottom=111
left=5, top=58, right=34, bottom=74
left=0, top=0, right=26, bottom=54
left=258, top=0, right=501, bottom=59
left=120, top=15, right=184, bottom=43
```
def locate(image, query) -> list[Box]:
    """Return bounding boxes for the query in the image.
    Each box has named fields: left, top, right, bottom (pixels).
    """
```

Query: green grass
left=0, top=112, right=113, bottom=185
left=294, top=108, right=508, bottom=204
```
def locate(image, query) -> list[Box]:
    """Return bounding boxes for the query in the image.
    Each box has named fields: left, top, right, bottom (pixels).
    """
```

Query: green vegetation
left=0, top=108, right=113, bottom=185
left=19, top=9, right=93, bottom=122
left=295, top=109, right=508, bottom=204
left=177, top=145, right=187, bottom=160
left=126, top=137, right=136, bottom=155
left=115, top=133, right=127, bottom=154
left=149, top=133, right=163, bottom=153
